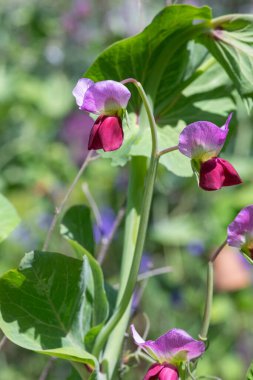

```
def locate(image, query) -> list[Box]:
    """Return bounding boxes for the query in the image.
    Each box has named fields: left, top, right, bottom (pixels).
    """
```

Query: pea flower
left=131, top=325, right=205, bottom=379
left=227, top=205, right=253, bottom=261
left=72, top=78, right=131, bottom=151
left=178, top=114, right=242, bottom=191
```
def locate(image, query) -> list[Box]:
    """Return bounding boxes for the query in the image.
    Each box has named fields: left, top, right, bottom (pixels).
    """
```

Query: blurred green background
left=1, top=0, right=253, bottom=379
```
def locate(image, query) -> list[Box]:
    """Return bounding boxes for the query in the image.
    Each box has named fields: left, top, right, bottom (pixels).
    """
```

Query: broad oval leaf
left=61, top=206, right=109, bottom=349
left=0, top=194, right=20, bottom=243
left=82, top=6, right=242, bottom=176
left=61, top=205, right=94, bottom=255
left=0, top=251, right=97, bottom=366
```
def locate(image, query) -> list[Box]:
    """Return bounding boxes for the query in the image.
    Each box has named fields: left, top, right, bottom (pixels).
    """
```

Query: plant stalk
left=93, top=79, right=159, bottom=371
left=43, top=151, right=97, bottom=251
left=199, top=262, right=214, bottom=341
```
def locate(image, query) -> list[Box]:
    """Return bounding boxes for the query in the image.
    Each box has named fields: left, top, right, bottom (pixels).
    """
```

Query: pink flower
left=72, top=78, right=131, bottom=152
left=131, top=325, right=205, bottom=379
left=178, top=114, right=242, bottom=191
left=227, top=205, right=253, bottom=261
left=144, top=363, right=178, bottom=380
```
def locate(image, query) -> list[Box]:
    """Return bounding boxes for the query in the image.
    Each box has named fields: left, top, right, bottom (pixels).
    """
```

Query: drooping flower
left=178, top=114, right=242, bottom=191
left=72, top=78, right=131, bottom=152
left=144, top=363, right=178, bottom=380
left=227, top=205, right=253, bottom=261
left=131, top=325, right=205, bottom=379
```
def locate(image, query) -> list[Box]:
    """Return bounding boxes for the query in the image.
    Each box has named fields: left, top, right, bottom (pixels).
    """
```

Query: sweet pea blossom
left=227, top=205, right=253, bottom=260
left=178, top=114, right=242, bottom=191
left=131, top=325, right=205, bottom=379
left=72, top=78, right=131, bottom=151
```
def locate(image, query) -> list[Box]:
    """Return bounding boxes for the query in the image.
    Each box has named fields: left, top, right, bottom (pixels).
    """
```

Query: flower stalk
left=199, top=261, right=214, bottom=342
left=199, top=240, right=227, bottom=341
left=92, top=79, right=159, bottom=370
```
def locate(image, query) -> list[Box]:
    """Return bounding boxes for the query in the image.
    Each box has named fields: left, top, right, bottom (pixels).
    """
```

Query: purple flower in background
left=187, top=240, right=205, bottom=256
left=94, top=207, right=116, bottom=243
left=60, top=111, right=93, bottom=165
left=131, top=325, right=205, bottom=379
left=62, top=0, right=91, bottom=34
left=72, top=79, right=131, bottom=151
left=227, top=205, right=253, bottom=260
left=178, top=114, right=242, bottom=191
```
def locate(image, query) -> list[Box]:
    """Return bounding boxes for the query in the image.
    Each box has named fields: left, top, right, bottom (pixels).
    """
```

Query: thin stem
left=114, top=266, right=173, bottom=289
left=43, top=152, right=98, bottom=251
left=199, top=241, right=227, bottom=341
left=137, top=266, right=173, bottom=282
left=199, top=262, right=214, bottom=341
left=97, top=207, right=126, bottom=264
left=121, top=78, right=159, bottom=156
left=82, top=182, right=102, bottom=227
left=211, top=14, right=244, bottom=28
left=126, top=350, right=155, bottom=364
left=209, top=240, right=227, bottom=262
left=158, top=145, right=178, bottom=158
left=92, top=156, right=159, bottom=358
left=38, top=357, right=57, bottom=380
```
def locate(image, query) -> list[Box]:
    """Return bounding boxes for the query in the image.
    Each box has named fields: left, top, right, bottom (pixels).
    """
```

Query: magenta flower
left=227, top=205, right=253, bottom=261
left=72, top=78, right=131, bottom=152
left=178, top=114, right=242, bottom=191
left=131, top=325, right=205, bottom=379
left=144, top=363, right=178, bottom=380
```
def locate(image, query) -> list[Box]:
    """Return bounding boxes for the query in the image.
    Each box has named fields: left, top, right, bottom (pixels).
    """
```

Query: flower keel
left=144, top=363, right=178, bottom=380
left=199, top=157, right=242, bottom=191
left=88, top=115, right=123, bottom=152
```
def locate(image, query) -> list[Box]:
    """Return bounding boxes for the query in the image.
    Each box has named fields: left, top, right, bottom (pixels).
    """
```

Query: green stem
left=209, top=240, right=227, bottom=263
left=43, top=151, right=97, bottom=251
left=93, top=78, right=160, bottom=376
left=121, top=78, right=159, bottom=156
left=199, top=262, right=214, bottom=341
left=101, top=157, right=146, bottom=378
left=158, top=145, right=178, bottom=157
left=92, top=156, right=159, bottom=358
left=199, top=240, right=227, bottom=342
left=211, top=14, right=245, bottom=28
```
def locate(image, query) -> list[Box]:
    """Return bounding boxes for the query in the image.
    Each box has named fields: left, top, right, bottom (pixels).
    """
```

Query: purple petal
left=72, top=78, right=94, bottom=108
left=227, top=206, right=253, bottom=249
left=131, top=325, right=205, bottom=364
left=178, top=114, right=232, bottom=160
left=82, top=80, right=131, bottom=114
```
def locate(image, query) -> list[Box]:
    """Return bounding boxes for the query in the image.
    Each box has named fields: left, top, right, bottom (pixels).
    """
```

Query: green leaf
left=85, top=5, right=211, bottom=105
left=199, top=15, right=253, bottom=96
left=61, top=206, right=108, bottom=329
left=64, top=239, right=109, bottom=351
left=0, top=194, right=20, bottom=243
left=84, top=6, right=213, bottom=176
left=246, top=361, right=253, bottom=380
left=61, top=205, right=94, bottom=255
left=0, top=251, right=97, bottom=366
left=83, top=6, right=242, bottom=176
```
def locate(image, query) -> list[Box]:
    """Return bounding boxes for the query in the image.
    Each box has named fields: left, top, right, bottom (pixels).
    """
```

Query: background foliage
left=1, top=0, right=253, bottom=379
